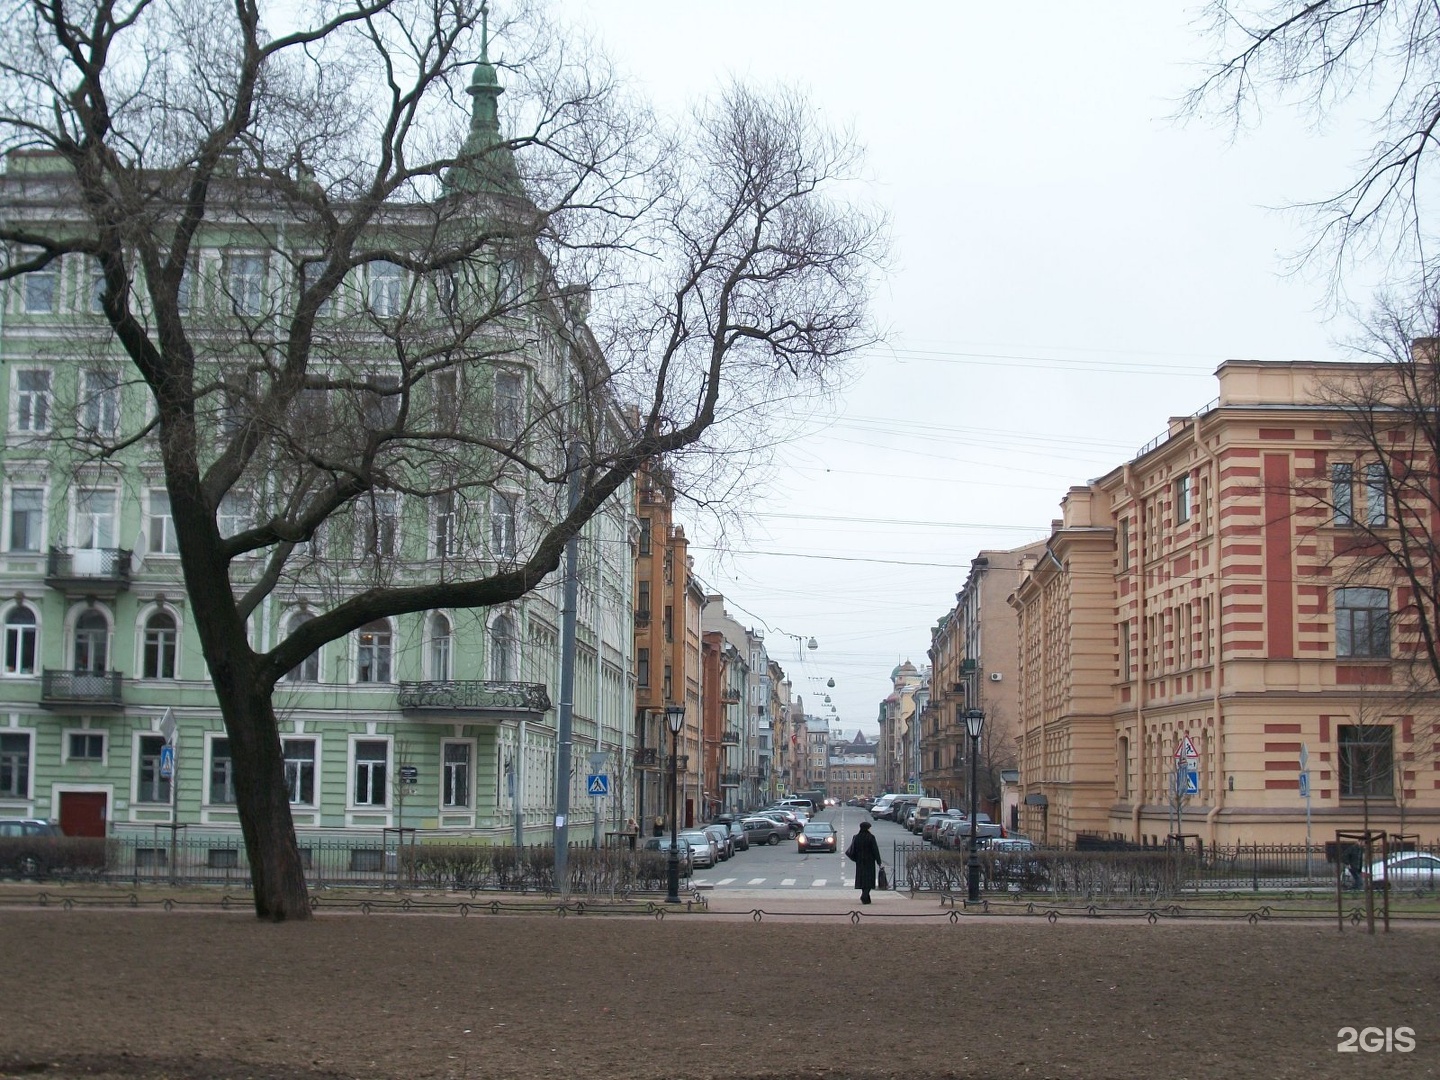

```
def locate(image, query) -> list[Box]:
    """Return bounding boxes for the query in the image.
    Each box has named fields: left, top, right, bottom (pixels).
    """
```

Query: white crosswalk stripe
left=717, top=878, right=736, bottom=885
left=811, top=879, right=827, bottom=887
left=747, top=878, right=766, bottom=885
left=781, top=878, right=796, bottom=886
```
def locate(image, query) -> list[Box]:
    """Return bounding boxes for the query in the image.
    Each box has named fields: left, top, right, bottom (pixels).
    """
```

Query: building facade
left=1014, top=359, right=1440, bottom=847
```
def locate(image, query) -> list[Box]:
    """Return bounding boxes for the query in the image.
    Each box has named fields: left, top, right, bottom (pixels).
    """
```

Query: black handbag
left=877, top=866, right=889, bottom=891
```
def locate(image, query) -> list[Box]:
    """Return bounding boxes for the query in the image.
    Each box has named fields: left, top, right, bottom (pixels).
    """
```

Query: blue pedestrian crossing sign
left=159, top=744, right=175, bottom=780
left=1183, top=769, right=1199, bottom=796
left=586, top=774, right=609, bottom=797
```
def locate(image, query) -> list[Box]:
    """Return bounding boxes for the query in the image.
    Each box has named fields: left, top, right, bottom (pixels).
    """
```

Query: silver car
left=680, top=829, right=719, bottom=868
left=640, top=836, right=693, bottom=875
left=703, top=824, right=734, bottom=860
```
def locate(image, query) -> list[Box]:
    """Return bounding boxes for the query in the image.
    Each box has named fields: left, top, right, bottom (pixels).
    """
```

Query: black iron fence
left=890, top=840, right=1440, bottom=899
left=0, top=833, right=691, bottom=895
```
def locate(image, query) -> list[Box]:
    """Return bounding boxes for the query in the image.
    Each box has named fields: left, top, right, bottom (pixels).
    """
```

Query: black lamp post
left=965, top=708, right=985, bottom=903
left=665, top=703, right=686, bottom=904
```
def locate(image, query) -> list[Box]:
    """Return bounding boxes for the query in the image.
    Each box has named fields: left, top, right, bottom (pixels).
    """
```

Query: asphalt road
left=692, top=805, right=913, bottom=893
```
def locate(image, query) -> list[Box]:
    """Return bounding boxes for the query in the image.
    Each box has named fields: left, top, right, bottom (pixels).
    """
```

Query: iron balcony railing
left=633, top=748, right=659, bottom=768
left=45, top=547, right=132, bottom=587
left=41, top=669, right=123, bottom=707
left=397, top=680, right=551, bottom=715
left=720, top=729, right=741, bottom=744
left=720, top=771, right=741, bottom=786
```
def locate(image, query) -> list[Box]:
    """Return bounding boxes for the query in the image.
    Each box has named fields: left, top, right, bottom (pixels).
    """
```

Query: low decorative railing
left=720, top=729, right=740, bottom=744
left=397, top=680, right=551, bottom=714
left=41, top=669, right=123, bottom=706
left=633, top=748, right=659, bottom=768
left=46, top=547, right=132, bottom=584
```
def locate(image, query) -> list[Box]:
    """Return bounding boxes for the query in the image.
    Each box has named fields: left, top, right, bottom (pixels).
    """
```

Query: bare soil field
left=1, top=906, right=1437, bottom=1080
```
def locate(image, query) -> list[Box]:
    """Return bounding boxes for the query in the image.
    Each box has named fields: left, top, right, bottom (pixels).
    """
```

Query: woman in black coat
left=846, top=820, right=883, bottom=904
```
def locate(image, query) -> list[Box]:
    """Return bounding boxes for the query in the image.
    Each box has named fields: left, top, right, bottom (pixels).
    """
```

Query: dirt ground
left=2, top=905, right=1438, bottom=1080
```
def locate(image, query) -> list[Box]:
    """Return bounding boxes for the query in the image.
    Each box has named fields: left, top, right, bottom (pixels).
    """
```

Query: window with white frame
left=1332, top=462, right=1354, bottom=526
left=4, top=605, right=37, bottom=675
left=299, top=259, right=334, bottom=317
left=73, top=609, right=109, bottom=672
left=442, top=741, right=471, bottom=808
left=67, top=731, right=105, bottom=762
left=79, top=369, right=121, bottom=438
left=284, top=613, right=321, bottom=682
left=353, top=739, right=388, bottom=806
left=489, top=613, right=516, bottom=682
left=368, top=261, right=402, bottom=317
left=14, top=369, right=51, bottom=434
left=1174, top=473, right=1192, bottom=525
left=429, top=612, right=452, bottom=681
left=495, top=369, right=524, bottom=440
left=88, top=259, right=107, bottom=314
left=1364, top=462, right=1388, bottom=526
left=22, top=262, right=57, bottom=313
left=496, top=257, right=524, bottom=305
left=432, top=369, right=459, bottom=431
left=74, top=488, right=117, bottom=549
left=175, top=255, right=197, bottom=314
left=356, top=620, right=392, bottom=683
left=0, top=732, right=30, bottom=797
left=226, top=253, right=265, bottom=316
left=136, top=734, right=171, bottom=803
left=143, top=610, right=178, bottom=679
left=491, top=491, right=517, bottom=560
left=357, top=492, right=398, bottom=559
left=283, top=738, right=317, bottom=804
left=148, top=489, right=179, bottom=555
left=362, top=373, right=401, bottom=430
left=217, top=491, right=251, bottom=539
left=8, top=487, right=44, bottom=552
left=209, top=737, right=236, bottom=804
left=433, top=491, right=465, bottom=558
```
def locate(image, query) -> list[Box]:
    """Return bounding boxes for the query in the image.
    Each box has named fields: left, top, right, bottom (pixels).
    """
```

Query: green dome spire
left=445, top=1, right=522, bottom=196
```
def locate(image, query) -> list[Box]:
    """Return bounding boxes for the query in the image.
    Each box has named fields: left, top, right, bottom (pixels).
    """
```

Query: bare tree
left=0, top=1, right=883, bottom=920
left=1186, top=1, right=1440, bottom=288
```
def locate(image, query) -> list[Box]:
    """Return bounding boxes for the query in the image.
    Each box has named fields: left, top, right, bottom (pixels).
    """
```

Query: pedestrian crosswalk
left=693, top=875, right=850, bottom=889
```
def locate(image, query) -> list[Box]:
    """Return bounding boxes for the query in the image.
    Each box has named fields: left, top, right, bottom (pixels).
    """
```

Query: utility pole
left=552, top=447, right=581, bottom=899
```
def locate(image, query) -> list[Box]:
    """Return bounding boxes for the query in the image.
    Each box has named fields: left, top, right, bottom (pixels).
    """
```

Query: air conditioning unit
left=989, top=672, right=1003, bottom=682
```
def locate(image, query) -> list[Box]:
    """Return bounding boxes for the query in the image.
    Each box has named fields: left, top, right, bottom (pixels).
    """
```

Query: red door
left=59, top=792, right=107, bottom=837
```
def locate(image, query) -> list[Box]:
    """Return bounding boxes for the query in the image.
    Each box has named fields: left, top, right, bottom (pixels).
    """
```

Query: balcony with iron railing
left=720, top=729, right=740, bottom=745
left=41, top=669, right=124, bottom=709
left=45, top=547, right=132, bottom=594
left=633, top=747, right=659, bottom=769
left=397, top=680, right=551, bottom=717
left=720, top=771, right=742, bottom=787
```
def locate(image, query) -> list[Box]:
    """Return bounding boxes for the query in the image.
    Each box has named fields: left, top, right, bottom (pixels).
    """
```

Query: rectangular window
left=1364, top=462, right=1387, bottom=527
left=1174, top=474, right=1192, bottom=524
left=637, top=647, right=650, bottom=688
left=358, top=493, right=398, bottom=558
left=218, top=491, right=251, bottom=539
left=299, top=259, right=333, bottom=317
left=637, top=580, right=650, bottom=620
left=0, top=733, right=30, bottom=797
left=75, top=488, right=117, bottom=549
left=367, top=261, right=402, bottom=317
left=137, top=734, right=171, bottom=804
left=354, top=740, right=388, bottom=807
left=491, top=491, right=517, bottom=560
left=283, top=739, right=317, bottom=805
left=88, top=259, right=106, bottom=314
left=68, top=731, right=105, bottom=762
left=1332, top=462, right=1354, bottom=526
left=14, top=370, right=51, bottom=434
left=209, top=738, right=236, bottom=804
left=443, top=742, right=471, bottom=808
left=1336, top=587, right=1390, bottom=658
left=356, top=626, right=392, bottom=683
left=1338, top=725, right=1394, bottom=798
left=23, top=263, right=56, bottom=313
left=433, top=369, right=459, bottom=431
left=638, top=517, right=652, bottom=556
left=434, top=492, right=460, bottom=558
left=496, top=257, right=523, bottom=305
left=227, top=253, right=265, bottom=316
left=1120, top=620, right=1131, bottom=682
left=9, top=488, right=44, bottom=552
left=143, top=615, right=178, bottom=679
left=362, top=373, right=401, bottom=430
left=495, top=370, right=524, bottom=440
left=148, top=489, right=179, bottom=555
left=664, top=604, right=673, bottom=643
left=175, top=255, right=196, bottom=314
left=79, top=369, right=121, bottom=438
left=1119, top=517, right=1130, bottom=570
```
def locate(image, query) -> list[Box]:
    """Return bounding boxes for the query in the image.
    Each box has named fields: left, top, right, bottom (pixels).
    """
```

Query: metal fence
left=0, top=833, right=689, bottom=896
left=891, top=840, right=1440, bottom=898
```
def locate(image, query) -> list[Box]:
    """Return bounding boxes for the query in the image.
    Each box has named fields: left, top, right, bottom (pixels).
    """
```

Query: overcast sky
left=555, top=2, right=1376, bottom=735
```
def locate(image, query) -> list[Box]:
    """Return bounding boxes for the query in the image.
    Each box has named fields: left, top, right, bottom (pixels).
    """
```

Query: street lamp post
left=665, top=703, right=686, bottom=904
left=965, top=708, right=985, bottom=904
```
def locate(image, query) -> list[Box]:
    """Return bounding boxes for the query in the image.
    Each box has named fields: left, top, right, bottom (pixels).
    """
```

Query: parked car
left=923, top=810, right=963, bottom=844
left=756, top=810, right=803, bottom=836
left=703, top=824, right=734, bottom=860
left=933, top=816, right=968, bottom=847
left=726, top=821, right=749, bottom=852
left=1367, top=853, right=1440, bottom=887
left=870, top=794, right=899, bottom=820
left=797, top=821, right=838, bottom=855
left=640, top=836, right=693, bottom=875
left=680, top=829, right=719, bottom=869
left=741, top=816, right=788, bottom=846
left=0, top=818, right=66, bottom=879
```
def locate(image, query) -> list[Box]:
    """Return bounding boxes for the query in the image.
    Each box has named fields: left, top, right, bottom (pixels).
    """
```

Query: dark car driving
left=796, top=821, right=837, bottom=855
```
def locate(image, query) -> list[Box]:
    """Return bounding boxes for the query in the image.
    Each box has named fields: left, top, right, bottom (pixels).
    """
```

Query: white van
left=911, top=797, right=947, bottom=833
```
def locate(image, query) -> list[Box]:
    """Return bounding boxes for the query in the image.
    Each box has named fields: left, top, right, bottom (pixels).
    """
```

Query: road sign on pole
left=1175, top=734, right=1199, bottom=762
left=159, top=744, right=175, bottom=779
left=586, top=774, right=609, bottom=797
left=1298, top=771, right=1310, bottom=799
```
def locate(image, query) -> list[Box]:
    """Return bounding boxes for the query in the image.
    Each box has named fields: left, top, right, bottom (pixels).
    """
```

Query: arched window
left=285, top=613, right=320, bottom=682
left=143, top=611, right=178, bottom=679
left=356, top=619, right=392, bottom=683
left=488, top=613, right=515, bottom=682
left=429, top=612, right=452, bottom=682
left=4, top=606, right=37, bottom=675
left=73, top=609, right=108, bottom=672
